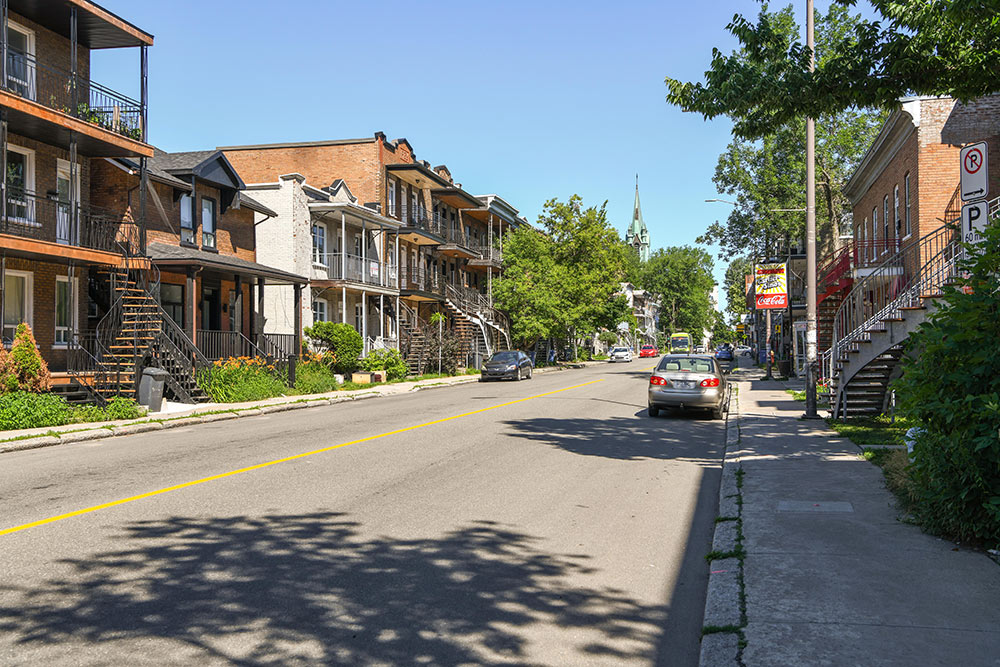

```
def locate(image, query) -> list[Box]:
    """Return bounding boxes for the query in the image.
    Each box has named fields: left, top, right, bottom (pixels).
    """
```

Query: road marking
left=0, top=378, right=605, bottom=537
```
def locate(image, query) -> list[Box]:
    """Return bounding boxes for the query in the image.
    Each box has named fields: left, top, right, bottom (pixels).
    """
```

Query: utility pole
left=804, top=0, right=819, bottom=417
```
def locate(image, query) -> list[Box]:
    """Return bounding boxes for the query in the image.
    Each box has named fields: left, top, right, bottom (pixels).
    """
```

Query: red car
left=639, top=345, right=659, bottom=358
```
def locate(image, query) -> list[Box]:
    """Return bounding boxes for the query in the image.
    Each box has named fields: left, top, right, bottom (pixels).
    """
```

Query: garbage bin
left=138, top=367, right=170, bottom=413
left=777, top=359, right=791, bottom=378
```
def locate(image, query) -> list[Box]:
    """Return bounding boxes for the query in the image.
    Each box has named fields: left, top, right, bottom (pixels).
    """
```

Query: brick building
left=0, top=1, right=152, bottom=397
left=222, top=134, right=520, bottom=371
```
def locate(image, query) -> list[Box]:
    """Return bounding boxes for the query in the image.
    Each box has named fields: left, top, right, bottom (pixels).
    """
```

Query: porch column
left=234, top=274, right=242, bottom=334
left=394, top=296, right=400, bottom=348
left=341, top=211, right=346, bottom=279
left=186, top=268, right=197, bottom=342
left=293, top=283, right=302, bottom=357
left=0, top=254, right=5, bottom=342
left=362, top=290, right=368, bottom=354
left=361, top=217, right=367, bottom=283
left=394, top=233, right=400, bottom=289
left=69, top=135, right=78, bottom=244
left=341, top=286, right=347, bottom=323
left=256, top=276, right=265, bottom=335
left=379, top=294, right=384, bottom=340
left=248, top=280, right=256, bottom=344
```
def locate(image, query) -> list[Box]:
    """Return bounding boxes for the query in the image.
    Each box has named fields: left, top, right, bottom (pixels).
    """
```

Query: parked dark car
left=480, top=350, right=533, bottom=381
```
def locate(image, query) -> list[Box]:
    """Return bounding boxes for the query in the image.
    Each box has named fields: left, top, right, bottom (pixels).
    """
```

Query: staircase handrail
left=831, top=223, right=957, bottom=362
left=155, top=302, right=211, bottom=371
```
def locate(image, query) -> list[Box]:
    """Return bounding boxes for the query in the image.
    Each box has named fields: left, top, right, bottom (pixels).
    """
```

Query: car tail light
left=649, top=376, right=666, bottom=386
left=700, top=378, right=720, bottom=387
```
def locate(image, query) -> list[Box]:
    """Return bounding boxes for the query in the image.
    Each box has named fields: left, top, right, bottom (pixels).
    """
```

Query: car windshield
left=642, top=346, right=654, bottom=350
left=670, top=339, right=689, bottom=349
left=657, top=357, right=715, bottom=374
left=612, top=347, right=628, bottom=353
left=489, top=352, right=518, bottom=363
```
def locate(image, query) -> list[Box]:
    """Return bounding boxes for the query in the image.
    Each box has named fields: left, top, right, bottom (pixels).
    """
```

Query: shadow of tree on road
left=0, top=514, right=667, bottom=665
left=501, top=415, right=724, bottom=464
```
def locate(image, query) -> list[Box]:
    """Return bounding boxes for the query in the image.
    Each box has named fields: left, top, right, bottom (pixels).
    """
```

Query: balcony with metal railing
left=0, top=187, right=133, bottom=257
left=313, top=252, right=398, bottom=290
left=399, top=264, right=445, bottom=298
left=387, top=203, right=445, bottom=244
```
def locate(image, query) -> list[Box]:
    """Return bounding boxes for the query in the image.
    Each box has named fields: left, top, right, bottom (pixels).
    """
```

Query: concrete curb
left=699, top=383, right=744, bottom=667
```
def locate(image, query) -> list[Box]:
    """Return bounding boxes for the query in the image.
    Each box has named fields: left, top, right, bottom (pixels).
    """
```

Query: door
left=200, top=286, right=221, bottom=331
left=6, top=24, right=35, bottom=100
left=56, top=165, right=75, bottom=244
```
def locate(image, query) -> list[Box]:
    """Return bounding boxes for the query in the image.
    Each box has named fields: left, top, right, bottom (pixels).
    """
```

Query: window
left=354, top=303, right=363, bottom=333
left=55, top=276, right=78, bottom=346
left=883, top=195, right=890, bottom=248
left=892, top=185, right=903, bottom=239
left=353, top=233, right=362, bottom=257
left=312, top=222, right=327, bottom=265
left=872, top=206, right=878, bottom=248
left=904, top=173, right=911, bottom=237
left=861, top=217, right=868, bottom=262
left=312, top=298, right=328, bottom=323
left=3, top=271, right=31, bottom=342
left=201, top=197, right=216, bottom=249
left=5, top=145, right=34, bottom=223
left=180, top=194, right=194, bottom=244
left=159, top=283, right=184, bottom=329
left=387, top=178, right=397, bottom=218
left=6, top=22, right=35, bottom=100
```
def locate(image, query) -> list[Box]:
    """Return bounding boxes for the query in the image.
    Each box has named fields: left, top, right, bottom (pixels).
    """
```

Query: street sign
left=960, top=142, right=989, bottom=202
left=754, top=263, right=788, bottom=309
left=961, top=201, right=990, bottom=244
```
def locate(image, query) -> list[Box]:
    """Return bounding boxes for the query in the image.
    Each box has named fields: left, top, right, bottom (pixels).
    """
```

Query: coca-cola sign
left=755, top=293, right=788, bottom=308
left=754, top=262, right=788, bottom=310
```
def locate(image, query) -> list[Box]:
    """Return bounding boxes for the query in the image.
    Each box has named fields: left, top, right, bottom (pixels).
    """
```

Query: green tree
left=696, top=6, right=885, bottom=258
left=495, top=196, right=630, bottom=351
left=492, top=226, right=559, bottom=348
left=636, top=246, right=716, bottom=338
left=711, top=310, right=737, bottom=346
left=665, top=1, right=1000, bottom=139
left=304, top=322, right=363, bottom=376
left=723, top=257, right=752, bottom=326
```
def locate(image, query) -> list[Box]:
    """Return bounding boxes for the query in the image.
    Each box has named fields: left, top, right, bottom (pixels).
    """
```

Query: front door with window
left=6, top=24, right=35, bottom=100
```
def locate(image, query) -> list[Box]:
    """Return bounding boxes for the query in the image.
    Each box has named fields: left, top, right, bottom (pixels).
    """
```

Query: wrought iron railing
left=260, top=332, right=298, bottom=359
left=830, top=223, right=961, bottom=364
left=4, top=46, right=144, bottom=141
left=314, top=252, right=398, bottom=288
left=196, top=329, right=270, bottom=361
left=388, top=203, right=445, bottom=236
left=0, top=188, right=128, bottom=252
left=400, top=265, right=444, bottom=294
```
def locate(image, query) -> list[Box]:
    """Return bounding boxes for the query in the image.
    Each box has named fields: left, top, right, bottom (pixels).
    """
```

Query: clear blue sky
left=93, top=0, right=832, bottom=311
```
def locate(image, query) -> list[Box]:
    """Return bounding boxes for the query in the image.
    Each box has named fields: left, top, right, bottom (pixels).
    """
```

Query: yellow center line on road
left=0, top=378, right=606, bottom=538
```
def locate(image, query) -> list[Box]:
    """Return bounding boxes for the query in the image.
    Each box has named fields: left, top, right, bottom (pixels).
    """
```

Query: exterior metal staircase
left=399, top=303, right=431, bottom=376
left=825, top=198, right=998, bottom=417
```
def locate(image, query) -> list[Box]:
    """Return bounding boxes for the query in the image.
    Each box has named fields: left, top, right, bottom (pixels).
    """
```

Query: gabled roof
left=151, top=149, right=245, bottom=192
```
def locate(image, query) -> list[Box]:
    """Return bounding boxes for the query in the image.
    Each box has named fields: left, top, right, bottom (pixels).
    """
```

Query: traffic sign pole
left=804, top=0, right=819, bottom=418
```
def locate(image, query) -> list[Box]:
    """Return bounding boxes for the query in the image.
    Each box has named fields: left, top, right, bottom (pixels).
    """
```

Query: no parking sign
left=960, top=142, right=989, bottom=202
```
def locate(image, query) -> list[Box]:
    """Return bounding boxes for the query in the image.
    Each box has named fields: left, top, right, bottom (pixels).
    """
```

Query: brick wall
left=3, top=257, right=89, bottom=371
left=90, top=160, right=256, bottom=262
left=9, top=10, right=91, bottom=115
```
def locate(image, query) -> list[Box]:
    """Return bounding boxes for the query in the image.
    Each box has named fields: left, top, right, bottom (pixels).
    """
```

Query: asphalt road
left=0, top=362, right=726, bottom=666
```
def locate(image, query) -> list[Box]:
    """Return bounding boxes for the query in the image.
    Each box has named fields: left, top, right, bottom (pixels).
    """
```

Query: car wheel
left=712, top=403, right=724, bottom=420
left=516, top=368, right=522, bottom=381
left=648, top=405, right=659, bottom=418
left=527, top=367, right=533, bottom=379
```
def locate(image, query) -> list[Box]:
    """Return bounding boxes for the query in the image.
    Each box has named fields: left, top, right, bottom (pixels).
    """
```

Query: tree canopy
left=494, top=196, right=630, bottom=347
left=635, top=246, right=716, bottom=337
left=696, top=5, right=885, bottom=259
left=665, top=1, right=1000, bottom=138
left=723, top=256, right=752, bottom=325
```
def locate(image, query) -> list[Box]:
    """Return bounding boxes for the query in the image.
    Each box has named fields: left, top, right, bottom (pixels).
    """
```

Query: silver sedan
left=647, top=354, right=728, bottom=419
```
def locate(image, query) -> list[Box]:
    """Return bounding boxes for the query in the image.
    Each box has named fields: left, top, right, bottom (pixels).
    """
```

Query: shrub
left=104, top=396, right=144, bottom=421
left=425, top=325, right=463, bottom=375
left=294, top=354, right=339, bottom=394
left=2, top=323, right=50, bottom=393
left=305, top=322, right=363, bottom=376
left=197, top=356, right=287, bottom=403
left=360, top=348, right=408, bottom=380
left=894, top=221, right=1000, bottom=547
left=0, top=392, right=73, bottom=430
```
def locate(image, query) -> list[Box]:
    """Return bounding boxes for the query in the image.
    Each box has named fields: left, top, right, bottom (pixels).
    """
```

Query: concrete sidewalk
left=702, top=365, right=1000, bottom=666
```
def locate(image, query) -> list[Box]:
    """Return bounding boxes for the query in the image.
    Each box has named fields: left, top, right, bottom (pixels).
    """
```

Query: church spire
left=627, top=175, right=650, bottom=262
